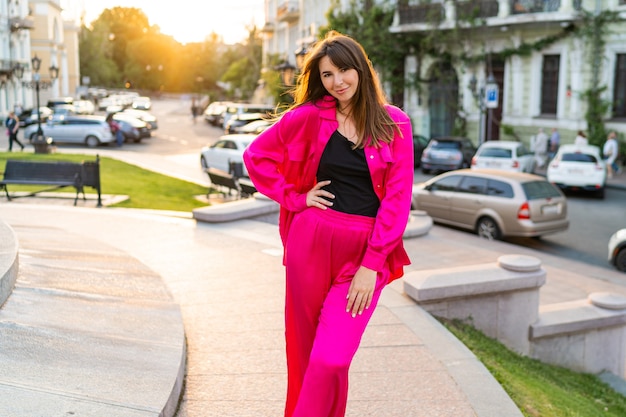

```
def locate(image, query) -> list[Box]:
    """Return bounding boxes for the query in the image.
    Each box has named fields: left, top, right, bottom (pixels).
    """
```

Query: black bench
left=237, top=178, right=257, bottom=198
left=204, top=167, right=258, bottom=199
left=0, top=156, right=102, bottom=207
left=205, top=167, right=240, bottom=197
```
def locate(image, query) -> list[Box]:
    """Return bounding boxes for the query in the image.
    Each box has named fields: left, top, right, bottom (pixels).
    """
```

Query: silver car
left=413, top=169, right=569, bottom=240
left=24, top=115, right=114, bottom=148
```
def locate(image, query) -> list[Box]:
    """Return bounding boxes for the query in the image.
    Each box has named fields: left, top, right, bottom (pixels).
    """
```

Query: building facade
left=0, top=0, right=80, bottom=120
left=262, top=0, right=626, bottom=147
left=392, top=0, right=626, bottom=145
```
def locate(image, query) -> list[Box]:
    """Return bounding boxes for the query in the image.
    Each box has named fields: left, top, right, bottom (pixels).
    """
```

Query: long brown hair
left=292, top=31, right=400, bottom=148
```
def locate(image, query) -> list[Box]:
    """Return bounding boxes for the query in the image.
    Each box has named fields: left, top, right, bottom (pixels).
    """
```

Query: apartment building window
left=613, top=54, right=626, bottom=118
left=540, top=55, right=560, bottom=116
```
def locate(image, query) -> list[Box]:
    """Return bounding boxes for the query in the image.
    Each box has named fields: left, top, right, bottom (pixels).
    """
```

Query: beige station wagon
left=413, top=169, right=569, bottom=240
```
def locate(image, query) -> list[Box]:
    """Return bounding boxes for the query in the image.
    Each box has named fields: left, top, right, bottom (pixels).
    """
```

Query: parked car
left=18, top=107, right=53, bottom=127
left=413, top=134, right=430, bottom=168
left=420, top=136, right=476, bottom=174
left=131, top=96, right=152, bottom=110
left=52, top=104, right=76, bottom=119
left=46, top=96, right=74, bottom=110
left=471, top=140, right=535, bottom=173
left=412, top=169, right=569, bottom=240
left=608, top=229, right=626, bottom=272
left=204, top=101, right=231, bottom=126
left=112, top=113, right=151, bottom=143
left=200, top=134, right=255, bottom=176
left=232, top=118, right=274, bottom=134
left=121, top=108, right=158, bottom=130
left=221, top=102, right=274, bottom=129
left=73, top=99, right=95, bottom=115
left=23, top=115, right=114, bottom=147
left=547, top=144, right=607, bottom=198
left=225, top=112, right=267, bottom=134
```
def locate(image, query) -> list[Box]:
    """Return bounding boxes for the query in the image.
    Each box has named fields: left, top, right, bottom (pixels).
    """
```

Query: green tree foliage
left=79, top=7, right=262, bottom=100
left=220, top=27, right=263, bottom=100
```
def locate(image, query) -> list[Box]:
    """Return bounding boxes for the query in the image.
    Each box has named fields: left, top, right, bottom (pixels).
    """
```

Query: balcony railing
left=398, top=3, right=445, bottom=25
left=9, top=16, right=35, bottom=32
left=456, top=0, right=499, bottom=19
left=261, top=22, right=275, bottom=34
left=277, top=1, right=300, bottom=23
left=511, top=0, right=560, bottom=14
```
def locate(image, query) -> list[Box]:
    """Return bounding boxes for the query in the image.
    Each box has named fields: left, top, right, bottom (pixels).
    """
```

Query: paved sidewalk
left=1, top=144, right=625, bottom=416
left=3, top=196, right=626, bottom=416
left=0, top=203, right=527, bottom=417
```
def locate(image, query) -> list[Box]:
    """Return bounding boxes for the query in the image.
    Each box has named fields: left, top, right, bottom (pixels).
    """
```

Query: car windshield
left=431, top=141, right=460, bottom=149
left=480, top=148, right=512, bottom=158
left=561, top=153, right=597, bottom=163
left=522, top=181, right=562, bottom=200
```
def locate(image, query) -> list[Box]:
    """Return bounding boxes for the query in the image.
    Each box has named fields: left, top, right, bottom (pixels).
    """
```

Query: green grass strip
left=0, top=152, right=210, bottom=211
left=443, top=318, right=626, bottom=417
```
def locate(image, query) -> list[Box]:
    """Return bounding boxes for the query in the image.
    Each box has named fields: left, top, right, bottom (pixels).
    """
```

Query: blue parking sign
left=485, top=84, right=499, bottom=109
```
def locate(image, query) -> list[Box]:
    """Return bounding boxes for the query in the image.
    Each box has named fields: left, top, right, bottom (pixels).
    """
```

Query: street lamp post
left=18, top=55, right=59, bottom=153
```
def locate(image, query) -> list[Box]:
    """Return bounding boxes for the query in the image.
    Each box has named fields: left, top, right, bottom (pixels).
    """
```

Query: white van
left=221, top=103, right=274, bottom=129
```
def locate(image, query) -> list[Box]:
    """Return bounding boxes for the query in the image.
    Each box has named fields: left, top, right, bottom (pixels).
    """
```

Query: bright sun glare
left=76, top=0, right=265, bottom=44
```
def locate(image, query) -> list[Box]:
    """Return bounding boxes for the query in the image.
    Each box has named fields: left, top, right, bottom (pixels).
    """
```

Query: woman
left=5, top=111, right=24, bottom=151
left=243, top=31, right=414, bottom=417
left=574, top=130, right=588, bottom=146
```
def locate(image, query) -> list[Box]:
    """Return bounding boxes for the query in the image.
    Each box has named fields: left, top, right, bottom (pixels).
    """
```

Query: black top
left=316, top=130, right=379, bottom=217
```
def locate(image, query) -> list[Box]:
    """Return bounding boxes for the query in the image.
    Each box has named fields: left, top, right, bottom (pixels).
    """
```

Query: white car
left=131, top=96, right=152, bottom=110
left=200, top=134, right=255, bottom=177
left=471, top=140, right=535, bottom=173
left=547, top=144, right=607, bottom=198
left=609, top=229, right=626, bottom=272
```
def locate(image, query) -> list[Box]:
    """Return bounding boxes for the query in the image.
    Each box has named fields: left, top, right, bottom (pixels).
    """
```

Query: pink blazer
left=243, top=96, right=414, bottom=282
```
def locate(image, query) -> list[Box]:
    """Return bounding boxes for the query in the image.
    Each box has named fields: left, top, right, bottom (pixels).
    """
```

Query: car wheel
left=85, top=135, right=100, bottom=148
left=133, top=138, right=141, bottom=143
left=476, top=217, right=501, bottom=240
left=200, top=156, right=209, bottom=170
left=421, top=167, right=431, bottom=174
left=615, top=248, right=626, bottom=272
left=595, top=187, right=605, bottom=199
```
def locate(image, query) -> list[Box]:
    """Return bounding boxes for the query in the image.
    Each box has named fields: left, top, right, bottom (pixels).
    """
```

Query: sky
left=73, top=0, right=265, bottom=45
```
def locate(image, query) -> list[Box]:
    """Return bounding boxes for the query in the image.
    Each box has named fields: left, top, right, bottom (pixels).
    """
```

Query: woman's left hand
left=346, top=266, right=377, bottom=318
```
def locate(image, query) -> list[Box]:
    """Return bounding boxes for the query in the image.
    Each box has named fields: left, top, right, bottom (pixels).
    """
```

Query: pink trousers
left=283, top=208, right=388, bottom=417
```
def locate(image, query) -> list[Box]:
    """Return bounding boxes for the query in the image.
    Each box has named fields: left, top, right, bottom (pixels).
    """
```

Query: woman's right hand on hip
left=306, top=180, right=334, bottom=210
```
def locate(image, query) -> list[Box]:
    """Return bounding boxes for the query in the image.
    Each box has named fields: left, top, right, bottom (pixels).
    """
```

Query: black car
left=420, top=136, right=476, bottom=174
left=413, top=134, right=430, bottom=168
left=18, top=107, right=53, bottom=127
left=112, top=114, right=151, bottom=143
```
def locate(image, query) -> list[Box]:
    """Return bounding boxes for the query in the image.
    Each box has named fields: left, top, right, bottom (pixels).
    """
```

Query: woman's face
left=319, top=55, right=359, bottom=109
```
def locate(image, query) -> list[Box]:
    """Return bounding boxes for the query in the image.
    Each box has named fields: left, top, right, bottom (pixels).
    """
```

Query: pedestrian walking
left=603, top=130, right=620, bottom=178
left=549, top=127, right=560, bottom=159
left=532, top=127, right=549, bottom=169
left=105, top=113, right=124, bottom=147
left=243, top=31, right=414, bottom=417
left=5, top=111, right=24, bottom=151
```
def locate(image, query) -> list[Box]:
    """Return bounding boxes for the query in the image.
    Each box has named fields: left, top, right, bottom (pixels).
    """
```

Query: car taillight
left=518, top=202, right=530, bottom=219
left=471, top=156, right=477, bottom=166
left=512, top=161, right=519, bottom=168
